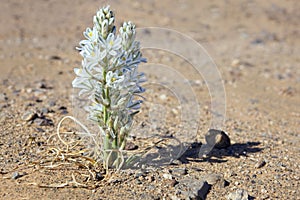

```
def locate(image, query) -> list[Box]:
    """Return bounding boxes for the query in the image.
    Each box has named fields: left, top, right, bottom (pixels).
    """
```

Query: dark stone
left=37, top=80, right=53, bottom=89
left=35, top=99, right=43, bottom=103
left=11, top=172, right=23, bottom=179
left=125, top=142, right=138, bottom=150
left=95, top=172, right=104, bottom=181
left=21, top=111, right=38, bottom=122
left=58, top=106, right=67, bottom=110
left=134, top=170, right=145, bottom=178
left=34, top=118, right=53, bottom=126
left=251, top=38, right=264, bottom=44
left=255, top=159, right=266, bottom=169
left=178, top=179, right=211, bottom=200
left=197, top=181, right=211, bottom=200
left=170, top=179, right=178, bottom=187
left=50, top=55, right=62, bottom=60
left=0, top=93, right=8, bottom=101
left=38, top=82, right=47, bottom=89
left=205, top=129, right=231, bottom=149
left=60, top=110, right=68, bottom=115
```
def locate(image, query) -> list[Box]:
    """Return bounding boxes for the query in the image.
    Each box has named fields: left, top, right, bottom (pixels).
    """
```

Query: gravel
left=226, top=189, right=249, bottom=200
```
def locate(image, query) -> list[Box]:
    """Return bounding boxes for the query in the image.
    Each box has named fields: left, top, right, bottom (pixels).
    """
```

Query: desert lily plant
left=72, top=6, right=146, bottom=169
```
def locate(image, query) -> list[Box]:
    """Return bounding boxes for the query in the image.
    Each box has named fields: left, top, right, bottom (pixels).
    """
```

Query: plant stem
left=102, top=66, right=120, bottom=168
left=102, top=69, right=111, bottom=167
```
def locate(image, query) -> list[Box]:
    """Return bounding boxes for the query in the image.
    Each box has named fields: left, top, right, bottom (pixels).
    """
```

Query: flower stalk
left=72, top=5, right=146, bottom=169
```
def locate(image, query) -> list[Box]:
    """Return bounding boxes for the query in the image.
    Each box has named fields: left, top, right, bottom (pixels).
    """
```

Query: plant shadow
left=180, top=141, right=263, bottom=163
left=128, top=141, right=263, bottom=168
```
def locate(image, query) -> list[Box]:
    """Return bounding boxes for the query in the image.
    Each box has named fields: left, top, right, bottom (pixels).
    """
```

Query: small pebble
left=21, top=111, right=38, bottom=122
left=0, top=103, right=7, bottom=111
left=146, top=175, right=154, bottom=182
left=169, top=179, right=178, bottom=187
left=204, top=173, right=226, bottom=188
left=163, top=173, right=173, bottom=180
left=40, top=107, right=49, bottom=114
left=231, top=59, right=241, bottom=67
left=11, top=172, right=22, bottom=180
left=34, top=118, right=53, bottom=126
left=58, top=106, right=67, bottom=110
left=108, top=178, right=121, bottom=184
left=134, top=170, right=145, bottom=178
left=159, top=94, right=167, bottom=101
left=60, top=110, right=68, bottom=115
left=95, top=172, right=104, bottom=181
left=169, top=194, right=180, bottom=200
left=48, top=100, right=56, bottom=107
left=255, top=159, right=266, bottom=169
left=125, top=142, right=138, bottom=150
left=37, top=82, right=48, bottom=89
left=227, top=189, right=249, bottom=200
left=170, top=159, right=182, bottom=165
left=0, top=93, right=8, bottom=101
left=171, top=108, right=178, bottom=115
left=50, top=55, right=62, bottom=60
left=135, top=179, right=142, bottom=185
left=171, top=168, right=187, bottom=176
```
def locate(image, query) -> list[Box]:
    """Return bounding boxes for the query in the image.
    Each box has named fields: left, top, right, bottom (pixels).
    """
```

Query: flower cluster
left=72, top=6, right=146, bottom=168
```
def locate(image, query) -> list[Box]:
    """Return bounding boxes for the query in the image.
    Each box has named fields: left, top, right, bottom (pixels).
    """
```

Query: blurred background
left=0, top=0, right=299, bottom=125
left=0, top=0, right=299, bottom=116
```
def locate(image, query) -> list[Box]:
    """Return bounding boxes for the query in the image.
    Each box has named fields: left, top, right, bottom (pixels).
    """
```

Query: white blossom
left=72, top=5, right=146, bottom=168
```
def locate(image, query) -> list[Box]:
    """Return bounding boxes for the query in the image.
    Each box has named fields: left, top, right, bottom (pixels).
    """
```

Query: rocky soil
left=0, top=0, right=299, bottom=199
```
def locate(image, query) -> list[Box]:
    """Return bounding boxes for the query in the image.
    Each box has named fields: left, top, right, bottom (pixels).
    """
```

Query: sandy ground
left=0, top=0, right=299, bottom=199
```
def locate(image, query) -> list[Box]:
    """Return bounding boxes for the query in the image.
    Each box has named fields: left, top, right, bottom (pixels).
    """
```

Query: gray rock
left=35, top=127, right=45, bottom=132
left=168, top=179, right=179, bottom=187
left=125, top=142, right=138, bottom=150
left=34, top=118, right=53, bottom=126
left=170, top=159, right=183, bottom=165
left=134, top=170, right=145, bottom=178
left=227, top=189, right=249, bottom=200
left=21, top=111, right=38, bottom=122
left=48, top=100, right=56, bottom=107
left=95, top=172, right=104, bottom=181
left=163, top=173, right=173, bottom=180
left=171, top=168, right=188, bottom=176
left=135, top=179, right=142, bottom=185
left=108, top=178, right=121, bottom=184
left=0, top=103, right=7, bottom=110
left=11, top=172, right=22, bottom=179
left=168, top=194, right=181, bottom=200
left=204, top=173, right=226, bottom=188
left=178, top=178, right=211, bottom=200
left=196, top=181, right=211, bottom=200
left=40, top=107, right=49, bottom=114
left=0, top=93, right=8, bottom=101
left=205, top=129, right=231, bottom=149
left=146, top=175, right=154, bottom=182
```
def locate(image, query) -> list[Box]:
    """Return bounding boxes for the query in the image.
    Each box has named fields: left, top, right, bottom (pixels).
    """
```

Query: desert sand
left=0, top=0, right=299, bottom=199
